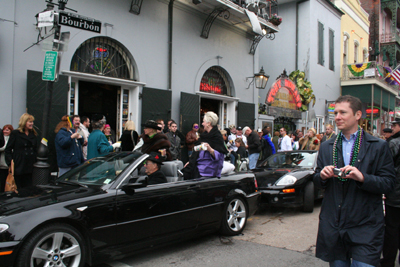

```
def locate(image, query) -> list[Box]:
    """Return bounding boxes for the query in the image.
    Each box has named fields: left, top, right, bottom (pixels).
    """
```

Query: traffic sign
left=38, top=11, right=55, bottom=28
left=42, top=51, right=58, bottom=81
left=59, top=11, right=101, bottom=33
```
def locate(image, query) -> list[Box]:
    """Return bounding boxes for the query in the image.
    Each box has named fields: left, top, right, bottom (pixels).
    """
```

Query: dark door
left=180, top=92, right=200, bottom=163
left=141, top=87, right=171, bottom=130
left=115, top=180, right=202, bottom=251
left=237, top=102, right=255, bottom=129
left=27, top=70, right=68, bottom=171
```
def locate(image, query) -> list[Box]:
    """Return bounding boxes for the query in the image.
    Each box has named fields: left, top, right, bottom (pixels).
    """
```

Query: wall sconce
left=246, top=67, right=270, bottom=89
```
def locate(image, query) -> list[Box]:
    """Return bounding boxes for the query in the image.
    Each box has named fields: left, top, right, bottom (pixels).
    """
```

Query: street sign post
left=38, top=10, right=55, bottom=28
left=42, top=51, right=58, bottom=81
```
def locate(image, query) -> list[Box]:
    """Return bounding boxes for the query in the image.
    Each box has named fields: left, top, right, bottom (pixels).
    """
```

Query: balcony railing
left=229, top=0, right=278, bottom=20
left=342, top=61, right=400, bottom=91
left=381, top=30, right=400, bottom=44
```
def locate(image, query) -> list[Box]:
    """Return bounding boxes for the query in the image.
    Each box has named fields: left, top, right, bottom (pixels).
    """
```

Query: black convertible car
left=0, top=152, right=259, bottom=267
left=253, top=150, right=324, bottom=212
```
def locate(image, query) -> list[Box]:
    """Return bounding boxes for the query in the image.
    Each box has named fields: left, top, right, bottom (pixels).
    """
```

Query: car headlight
left=276, top=175, right=297, bottom=186
left=0, top=224, right=9, bottom=233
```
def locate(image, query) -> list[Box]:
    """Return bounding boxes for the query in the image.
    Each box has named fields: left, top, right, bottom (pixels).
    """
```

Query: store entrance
left=274, top=117, right=296, bottom=134
left=78, top=81, right=119, bottom=135
left=200, top=98, right=220, bottom=125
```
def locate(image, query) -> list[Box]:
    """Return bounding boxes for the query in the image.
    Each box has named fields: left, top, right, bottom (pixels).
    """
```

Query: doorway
left=200, top=98, right=220, bottom=124
left=78, top=81, right=119, bottom=134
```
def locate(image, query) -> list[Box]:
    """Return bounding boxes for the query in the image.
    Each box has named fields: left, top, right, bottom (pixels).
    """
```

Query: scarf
left=197, top=126, right=229, bottom=154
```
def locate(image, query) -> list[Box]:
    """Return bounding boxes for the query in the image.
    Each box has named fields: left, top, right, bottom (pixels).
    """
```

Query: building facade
left=258, top=0, right=343, bottom=134
left=0, top=0, right=279, bottom=144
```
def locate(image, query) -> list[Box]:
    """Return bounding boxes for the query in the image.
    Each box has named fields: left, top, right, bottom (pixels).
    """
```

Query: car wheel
left=303, top=181, right=314, bottom=213
left=16, top=223, right=86, bottom=267
left=220, top=197, right=248, bottom=236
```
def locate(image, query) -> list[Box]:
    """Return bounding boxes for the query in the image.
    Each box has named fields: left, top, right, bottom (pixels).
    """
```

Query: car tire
left=15, top=223, right=86, bottom=267
left=303, top=181, right=314, bottom=213
left=220, top=197, right=248, bottom=236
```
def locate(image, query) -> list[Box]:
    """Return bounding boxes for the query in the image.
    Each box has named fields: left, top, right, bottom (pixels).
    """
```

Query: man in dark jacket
left=321, top=123, right=336, bottom=143
left=243, top=126, right=261, bottom=170
left=314, top=95, right=395, bottom=267
left=145, top=152, right=167, bottom=185
left=381, top=118, right=400, bottom=267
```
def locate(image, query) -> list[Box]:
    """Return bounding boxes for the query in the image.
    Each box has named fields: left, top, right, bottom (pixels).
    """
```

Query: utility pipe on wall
left=168, top=0, right=174, bottom=90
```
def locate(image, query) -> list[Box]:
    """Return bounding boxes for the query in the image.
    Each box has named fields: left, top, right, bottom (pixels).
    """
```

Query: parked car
left=0, top=151, right=259, bottom=267
left=253, top=150, right=324, bottom=212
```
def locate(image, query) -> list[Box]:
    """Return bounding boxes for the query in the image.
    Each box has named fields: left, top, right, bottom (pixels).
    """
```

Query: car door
left=115, top=179, right=202, bottom=251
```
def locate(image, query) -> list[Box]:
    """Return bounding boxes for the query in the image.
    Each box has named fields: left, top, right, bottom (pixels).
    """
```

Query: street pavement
left=95, top=200, right=400, bottom=267
left=95, top=201, right=326, bottom=267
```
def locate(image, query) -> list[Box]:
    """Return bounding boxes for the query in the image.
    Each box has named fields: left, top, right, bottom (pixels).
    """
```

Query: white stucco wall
left=0, top=0, right=258, bottom=127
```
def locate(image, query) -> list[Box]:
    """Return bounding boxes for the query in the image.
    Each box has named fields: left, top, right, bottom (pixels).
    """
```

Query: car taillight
left=254, top=177, right=258, bottom=192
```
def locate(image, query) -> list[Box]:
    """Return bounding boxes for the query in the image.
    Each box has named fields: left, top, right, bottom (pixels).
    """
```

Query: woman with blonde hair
left=5, top=113, right=38, bottom=189
left=120, top=120, right=139, bottom=151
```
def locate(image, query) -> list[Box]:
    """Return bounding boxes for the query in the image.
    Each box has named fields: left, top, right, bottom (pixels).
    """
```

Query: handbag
left=4, top=160, right=18, bottom=193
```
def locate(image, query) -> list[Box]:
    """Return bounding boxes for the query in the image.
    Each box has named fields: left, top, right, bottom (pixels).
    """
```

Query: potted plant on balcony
left=269, top=14, right=282, bottom=26
left=289, top=70, right=316, bottom=111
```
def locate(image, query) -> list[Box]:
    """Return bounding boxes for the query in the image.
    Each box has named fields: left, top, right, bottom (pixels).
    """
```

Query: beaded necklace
left=332, top=126, right=363, bottom=181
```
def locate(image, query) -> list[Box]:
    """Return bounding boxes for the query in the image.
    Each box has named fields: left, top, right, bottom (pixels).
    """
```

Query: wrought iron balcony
left=341, top=61, right=400, bottom=92
left=381, top=31, right=400, bottom=44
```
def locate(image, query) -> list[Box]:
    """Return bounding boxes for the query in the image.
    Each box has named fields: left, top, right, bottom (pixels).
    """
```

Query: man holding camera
left=314, top=95, right=395, bottom=267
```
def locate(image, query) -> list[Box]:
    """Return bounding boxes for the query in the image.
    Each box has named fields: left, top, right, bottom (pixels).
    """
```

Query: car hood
left=254, top=167, right=313, bottom=188
left=0, top=184, right=105, bottom=216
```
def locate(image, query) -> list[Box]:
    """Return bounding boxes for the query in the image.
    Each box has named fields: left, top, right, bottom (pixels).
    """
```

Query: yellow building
left=333, top=0, right=370, bottom=75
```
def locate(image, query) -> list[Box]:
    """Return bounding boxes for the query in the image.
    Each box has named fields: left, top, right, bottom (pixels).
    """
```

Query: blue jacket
left=87, top=129, right=114, bottom=160
left=55, top=128, right=84, bottom=168
left=263, top=135, right=276, bottom=155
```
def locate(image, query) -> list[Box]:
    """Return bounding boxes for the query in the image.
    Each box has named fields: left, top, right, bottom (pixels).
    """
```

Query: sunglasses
left=194, top=125, right=199, bottom=129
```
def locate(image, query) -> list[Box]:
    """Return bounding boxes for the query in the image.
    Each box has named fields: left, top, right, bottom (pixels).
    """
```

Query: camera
left=333, top=168, right=343, bottom=177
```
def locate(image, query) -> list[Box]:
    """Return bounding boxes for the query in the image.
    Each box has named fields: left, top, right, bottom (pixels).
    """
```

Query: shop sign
left=265, top=78, right=302, bottom=109
left=268, top=106, right=302, bottom=119
left=328, top=103, right=335, bottom=115
left=59, top=11, right=101, bottom=33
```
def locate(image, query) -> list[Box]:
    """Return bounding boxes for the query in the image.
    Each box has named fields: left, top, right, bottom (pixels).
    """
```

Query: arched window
left=354, top=40, right=360, bottom=63
left=343, top=32, right=350, bottom=65
left=200, top=66, right=233, bottom=96
left=70, top=37, right=136, bottom=80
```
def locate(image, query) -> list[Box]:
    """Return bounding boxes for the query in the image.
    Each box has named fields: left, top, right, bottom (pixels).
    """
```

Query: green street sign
left=42, top=51, right=58, bottom=81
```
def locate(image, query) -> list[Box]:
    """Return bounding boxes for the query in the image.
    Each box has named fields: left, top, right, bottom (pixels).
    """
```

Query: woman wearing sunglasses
left=186, top=123, right=200, bottom=157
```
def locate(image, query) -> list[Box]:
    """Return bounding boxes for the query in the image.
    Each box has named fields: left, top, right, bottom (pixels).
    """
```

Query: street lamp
left=246, top=67, right=270, bottom=89
left=58, top=0, right=68, bottom=10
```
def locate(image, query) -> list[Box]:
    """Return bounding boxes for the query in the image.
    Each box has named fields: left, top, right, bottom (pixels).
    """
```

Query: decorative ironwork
left=249, top=35, right=264, bottom=55
left=200, top=67, right=230, bottom=95
left=130, top=0, right=144, bottom=15
left=201, top=8, right=230, bottom=39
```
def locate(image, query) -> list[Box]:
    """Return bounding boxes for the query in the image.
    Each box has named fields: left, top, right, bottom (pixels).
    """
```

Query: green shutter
left=237, top=102, right=255, bottom=129
left=329, top=29, right=334, bottom=71
left=318, top=22, right=324, bottom=66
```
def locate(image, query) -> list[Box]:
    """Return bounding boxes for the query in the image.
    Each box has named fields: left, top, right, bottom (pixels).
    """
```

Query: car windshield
left=259, top=152, right=317, bottom=169
left=57, top=152, right=142, bottom=186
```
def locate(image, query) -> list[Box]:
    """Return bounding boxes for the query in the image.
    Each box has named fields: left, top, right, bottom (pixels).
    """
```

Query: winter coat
left=141, top=133, right=172, bottom=161
left=166, top=131, right=181, bottom=160
left=147, top=169, right=168, bottom=185
left=386, top=131, right=400, bottom=207
left=247, top=131, right=261, bottom=155
left=299, top=136, right=320, bottom=150
left=5, top=130, right=38, bottom=176
left=87, top=130, right=114, bottom=160
left=55, top=128, right=84, bottom=168
left=313, top=132, right=395, bottom=266
left=186, top=130, right=198, bottom=150
left=321, top=133, right=336, bottom=143
left=120, top=130, right=139, bottom=151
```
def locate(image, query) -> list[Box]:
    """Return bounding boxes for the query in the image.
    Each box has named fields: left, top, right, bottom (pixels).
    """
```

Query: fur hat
left=308, top=128, right=317, bottom=135
left=142, top=120, right=161, bottom=130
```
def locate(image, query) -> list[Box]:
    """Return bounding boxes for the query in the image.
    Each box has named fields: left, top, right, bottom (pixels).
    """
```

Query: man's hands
left=320, top=165, right=364, bottom=182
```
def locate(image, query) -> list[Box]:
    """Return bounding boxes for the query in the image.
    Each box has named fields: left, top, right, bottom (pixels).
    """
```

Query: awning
left=245, top=9, right=263, bottom=35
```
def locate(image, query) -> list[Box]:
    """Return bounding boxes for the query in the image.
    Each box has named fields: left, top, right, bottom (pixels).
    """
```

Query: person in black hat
left=145, top=152, right=167, bottom=185
left=140, top=120, right=172, bottom=160
left=383, top=127, right=393, bottom=141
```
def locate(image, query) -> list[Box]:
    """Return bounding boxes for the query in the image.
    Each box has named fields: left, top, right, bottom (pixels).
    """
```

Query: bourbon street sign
left=59, top=11, right=101, bottom=33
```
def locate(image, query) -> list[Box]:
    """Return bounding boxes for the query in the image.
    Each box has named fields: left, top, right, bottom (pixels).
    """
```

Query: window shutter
left=329, top=29, right=334, bottom=71
left=318, top=22, right=324, bottom=66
